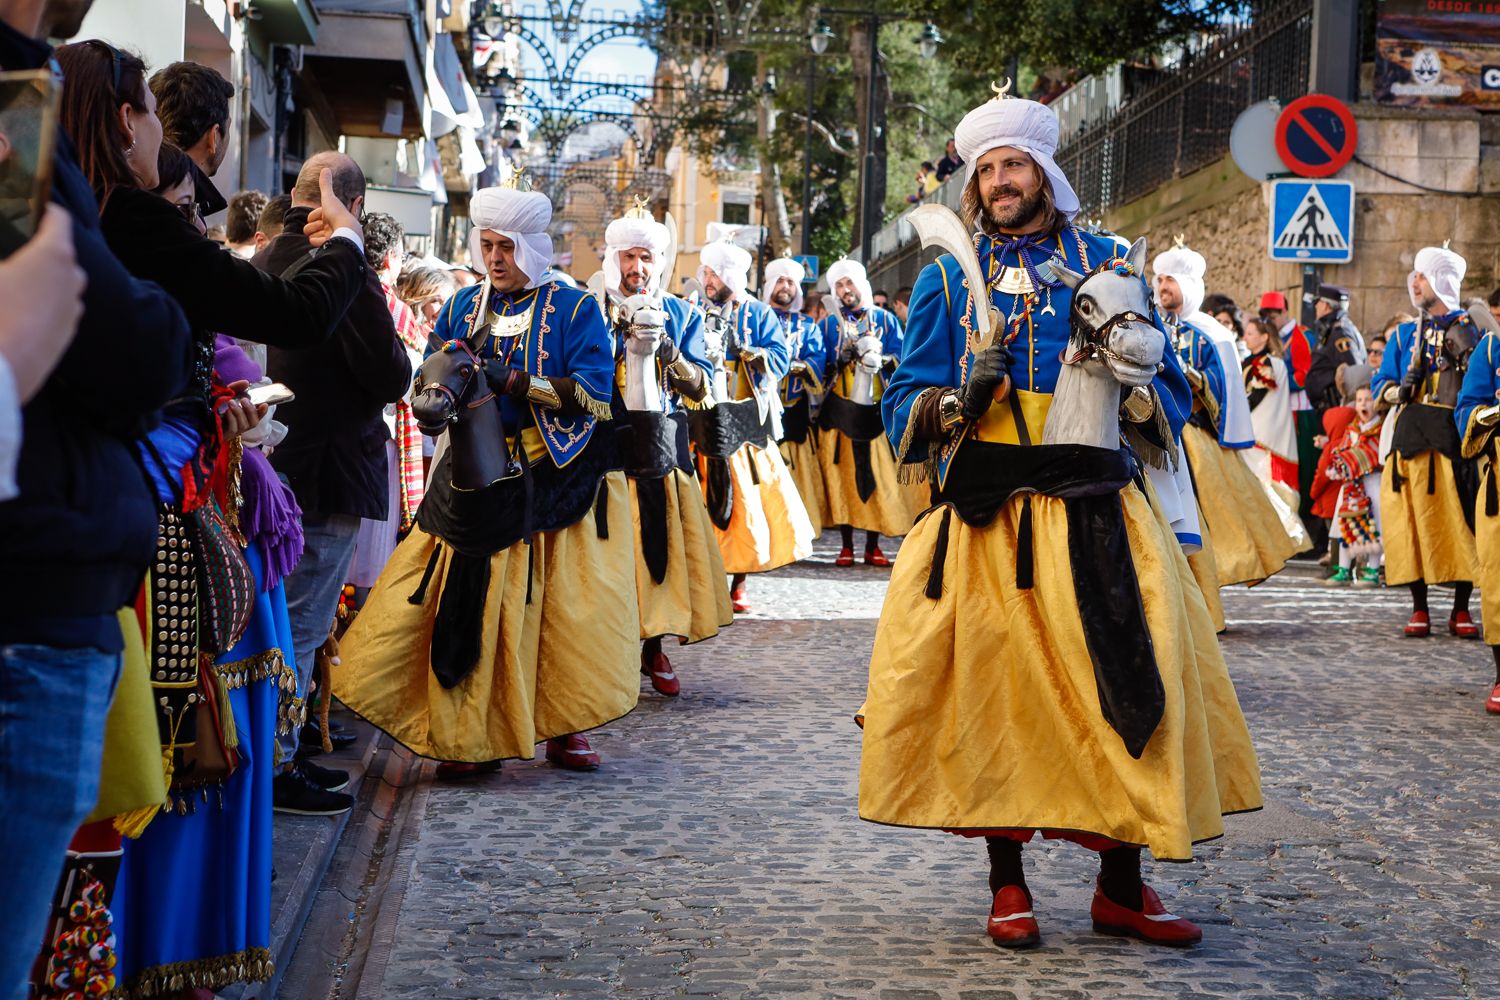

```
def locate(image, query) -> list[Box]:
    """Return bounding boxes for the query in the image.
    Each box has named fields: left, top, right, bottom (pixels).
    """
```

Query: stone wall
left=1104, top=103, right=1500, bottom=340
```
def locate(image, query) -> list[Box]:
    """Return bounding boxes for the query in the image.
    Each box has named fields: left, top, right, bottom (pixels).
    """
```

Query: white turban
left=1151, top=245, right=1206, bottom=320
left=468, top=187, right=554, bottom=290
left=762, top=257, right=806, bottom=313
left=604, top=214, right=671, bottom=298
left=1154, top=242, right=1256, bottom=449
left=826, top=258, right=873, bottom=313
left=698, top=241, right=752, bottom=299
left=954, top=94, right=1079, bottom=218
left=1410, top=245, right=1466, bottom=315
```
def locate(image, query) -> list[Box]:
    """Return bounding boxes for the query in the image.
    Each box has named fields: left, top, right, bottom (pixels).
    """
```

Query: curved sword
left=907, top=204, right=1003, bottom=348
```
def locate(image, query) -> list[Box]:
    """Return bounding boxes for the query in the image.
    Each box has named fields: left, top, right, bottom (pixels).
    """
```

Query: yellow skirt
left=631, top=468, right=734, bottom=643
left=1186, top=504, right=1227, bottom=634
left=818, top=428, right=926, bottom=537
left=780, top=433, right=828, bottom=538
left=1184, top=426, right=1302, bottom=586
left=700, top=439, right=815, bottom=574
left=1475, top=463, right=1500, bottom=644
left=1381, top=450, right=1478, bottom=587
left=859, top=484, right=1263, bottom=861
left=333, top=471, right=640, bottom=762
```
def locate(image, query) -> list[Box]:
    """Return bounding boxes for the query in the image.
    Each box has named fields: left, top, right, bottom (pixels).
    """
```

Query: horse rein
left=1061, top=259, right=1155, bottom=369
left=420, top=339, right=486, bottom=424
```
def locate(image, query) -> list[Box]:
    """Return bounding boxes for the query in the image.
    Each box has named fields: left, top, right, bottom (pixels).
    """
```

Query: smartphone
left=0, top=69, right=59, bottom=259
left=246, top=382, right=295, bottom=407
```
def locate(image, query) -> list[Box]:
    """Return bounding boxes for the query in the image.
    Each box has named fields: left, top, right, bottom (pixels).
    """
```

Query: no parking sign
left=1275, top=95, right=1358, bottom=178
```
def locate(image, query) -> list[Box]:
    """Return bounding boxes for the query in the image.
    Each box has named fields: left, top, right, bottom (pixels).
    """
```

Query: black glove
left=959, top=342, right=1013, bottom=421
left=881, top=354, right=898, bottom=376
left=1399, top=366, right=1423, bottom=404
left=838, top=340, right=858, bottom=364
left=657, top=336, right=681, bottom=366
left=484, top=359, right=529, bottom=398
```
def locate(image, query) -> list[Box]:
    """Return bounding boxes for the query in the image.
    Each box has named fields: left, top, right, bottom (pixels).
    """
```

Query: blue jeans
left=276, top=512, right=361, bottom=768
left=0, top=642, right=121, bottom=1000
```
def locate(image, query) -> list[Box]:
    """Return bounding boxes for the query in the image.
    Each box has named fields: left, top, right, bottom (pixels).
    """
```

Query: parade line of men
left=328, top=85, right=1500, bottom=950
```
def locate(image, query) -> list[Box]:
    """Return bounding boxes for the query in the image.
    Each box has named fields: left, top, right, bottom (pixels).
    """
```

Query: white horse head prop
left=1039, top=237, right=1165, bottom=450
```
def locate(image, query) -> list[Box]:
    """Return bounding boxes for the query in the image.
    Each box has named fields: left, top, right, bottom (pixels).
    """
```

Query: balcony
left=298, top=0, right=427, bottom=138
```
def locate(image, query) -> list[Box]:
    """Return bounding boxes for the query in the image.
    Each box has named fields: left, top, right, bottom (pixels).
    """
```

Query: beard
left=839, top=291, right=860, bottom=309
left=985, top=184, right=1047, bottom=231
left=772, top=288, right=795, bottom=307
left=622, top=270, right=649, bottom=295
left=708, top=283, right=733, bottom=305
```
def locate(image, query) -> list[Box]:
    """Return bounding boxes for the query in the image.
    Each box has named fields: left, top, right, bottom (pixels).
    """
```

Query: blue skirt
left=113, top=543, right=303, bottom=997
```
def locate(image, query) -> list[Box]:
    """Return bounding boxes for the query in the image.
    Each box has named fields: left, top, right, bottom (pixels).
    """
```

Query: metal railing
left=1057, top=0, right=1313, bottom=214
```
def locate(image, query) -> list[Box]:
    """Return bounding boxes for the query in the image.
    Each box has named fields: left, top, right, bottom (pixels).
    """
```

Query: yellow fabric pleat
left=87, top=607, right=169, bottom=832
left=1186, top=501, right=1227, bottom=634
left=1475, top=462, right=1500, bottom=644
left=818, top=428, right=927, bottom=537
left=1183, top=426, right=1303, bottom=586
left=630, top=468, right=735, bottom=643
left=858, top=483, right=1263, bottom=861
left=333, top=472, right=640, bottom=763
left=779, top=434, right=828, bottom=538
left=1381, top=450, right=1478, bottom=587
left=700, top=439, right=815, bottom=574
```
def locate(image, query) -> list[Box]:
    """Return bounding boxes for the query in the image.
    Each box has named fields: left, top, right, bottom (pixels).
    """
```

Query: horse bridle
left=1061, top=259, right=1154, bottom=369
left=418, top=338, right=487, bottom=426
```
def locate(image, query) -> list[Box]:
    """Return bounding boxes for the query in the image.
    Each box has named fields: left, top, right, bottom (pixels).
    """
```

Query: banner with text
left=1375, top=0, right=1500, bottom=107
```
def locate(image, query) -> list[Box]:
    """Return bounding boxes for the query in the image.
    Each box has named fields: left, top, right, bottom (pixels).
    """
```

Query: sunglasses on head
left=83, top=38, right=124, bottom=95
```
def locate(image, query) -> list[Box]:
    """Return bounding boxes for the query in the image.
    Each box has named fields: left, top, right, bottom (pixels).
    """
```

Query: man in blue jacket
left=0, top=1, right=193, bottom=992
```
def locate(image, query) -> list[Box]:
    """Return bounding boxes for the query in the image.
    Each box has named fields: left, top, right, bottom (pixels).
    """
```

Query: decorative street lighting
left=812, top=4, right=941, bottom=262
left=808, top=19, right=834, bottom=56
left=918, top=22, right=942, bottom=61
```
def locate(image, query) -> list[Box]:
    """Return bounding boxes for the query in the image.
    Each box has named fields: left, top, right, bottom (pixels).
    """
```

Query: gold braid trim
left=895, top=386, right=940, bottom=467
left=573, top=382, right=614, bottom=421
left=123, top=946, right=273, bottom=998
left=213, top=648, right=307, bottom=736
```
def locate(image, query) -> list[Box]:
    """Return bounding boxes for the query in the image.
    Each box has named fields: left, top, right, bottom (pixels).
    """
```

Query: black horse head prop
left=413, top=335, right=521, bottom=491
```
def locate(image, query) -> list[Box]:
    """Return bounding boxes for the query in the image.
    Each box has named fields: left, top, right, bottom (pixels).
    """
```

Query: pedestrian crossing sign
left=1269, top=179, right=1354, bottom=263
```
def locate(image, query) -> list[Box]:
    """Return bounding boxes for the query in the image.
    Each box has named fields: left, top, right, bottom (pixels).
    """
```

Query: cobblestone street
left=331, top=536, right=1500, bottom=1000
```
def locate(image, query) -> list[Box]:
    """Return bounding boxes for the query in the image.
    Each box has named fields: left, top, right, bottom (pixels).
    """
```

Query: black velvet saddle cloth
left=819, top=394, right=887, bottom=502
left=410, top=428, right=621, bottom=690
left=615, top=409, right=692, bottom=479
left=690, top=398, right=773, bottom=530
left=781, top=396, right=812, bottom=445
left=613, top=410, right=693, bottom=585
left=927, top=440, right=1165, bottom=759
left=689, top=397, right=772, bottom=459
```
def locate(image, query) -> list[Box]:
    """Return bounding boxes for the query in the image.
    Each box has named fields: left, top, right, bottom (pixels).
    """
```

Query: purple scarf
left=215, top=336, right=304, bottom=591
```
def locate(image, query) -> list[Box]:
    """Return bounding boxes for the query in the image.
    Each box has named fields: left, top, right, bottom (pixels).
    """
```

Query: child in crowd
left=1321, top=378, right=1384, bottom=586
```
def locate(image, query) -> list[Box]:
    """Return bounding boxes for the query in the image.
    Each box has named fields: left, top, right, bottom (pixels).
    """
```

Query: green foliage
left=652, top=0, right=1248, bottom=253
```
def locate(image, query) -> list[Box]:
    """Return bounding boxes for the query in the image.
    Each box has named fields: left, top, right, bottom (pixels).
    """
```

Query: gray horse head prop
left=1040, top=237, right=1162, bottom=387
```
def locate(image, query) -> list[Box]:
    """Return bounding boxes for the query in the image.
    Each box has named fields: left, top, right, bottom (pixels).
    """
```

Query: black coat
left=0, top=20, right=192, bottom=651
left=256, top=206, right=412, bottom=520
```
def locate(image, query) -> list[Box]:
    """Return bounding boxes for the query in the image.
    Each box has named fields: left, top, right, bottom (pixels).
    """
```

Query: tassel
left=317, top=633, right=335, bottom=752
left=113, top=738, right=174, bottom=838
left=1428, top=451, right=1437, bottom=495
left=1487, top=465, right=1498, bottom=518
left=1016, top=495, right=1034, bottom=590
left=408, top=544, right=442, bottom=604
left=594, top=482, right=609, bottom=539
left=573, top=382, right=614, bottom=421
left=211, top=666, right=238, bottom=751
left=924, top=508, right=952, bottom=600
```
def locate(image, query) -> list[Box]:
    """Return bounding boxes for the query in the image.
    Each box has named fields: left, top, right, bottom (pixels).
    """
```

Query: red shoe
left=641, top=649, right=681, bottom=697
left=545, top=734, right=601, bottom=771
left=986, top=885, right=1040, bottom=948
left=835, top=547, right=855, bottom=567
left=730, top=582, right=750, bottom=613
left=1448, top=611, right=1480, bottom=639
left=434, top=760, right=502, bottom=781
left=1486, top=683, right=1500, bottom=715
left=864, top=548, right=892, bottom=567
left=1090, top=883, right=1202, bottom=947
left=1404, top=611, right=1431, bottom=638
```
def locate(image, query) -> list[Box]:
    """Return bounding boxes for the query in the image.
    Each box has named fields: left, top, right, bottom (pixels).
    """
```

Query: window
left=721, top=201, right=750, bottom=225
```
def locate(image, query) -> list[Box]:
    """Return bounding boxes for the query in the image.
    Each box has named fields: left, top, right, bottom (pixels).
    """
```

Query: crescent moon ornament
left=990, top=77, right=1013, bottom=101
left=1173, top=233, right=1186, bottom=249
